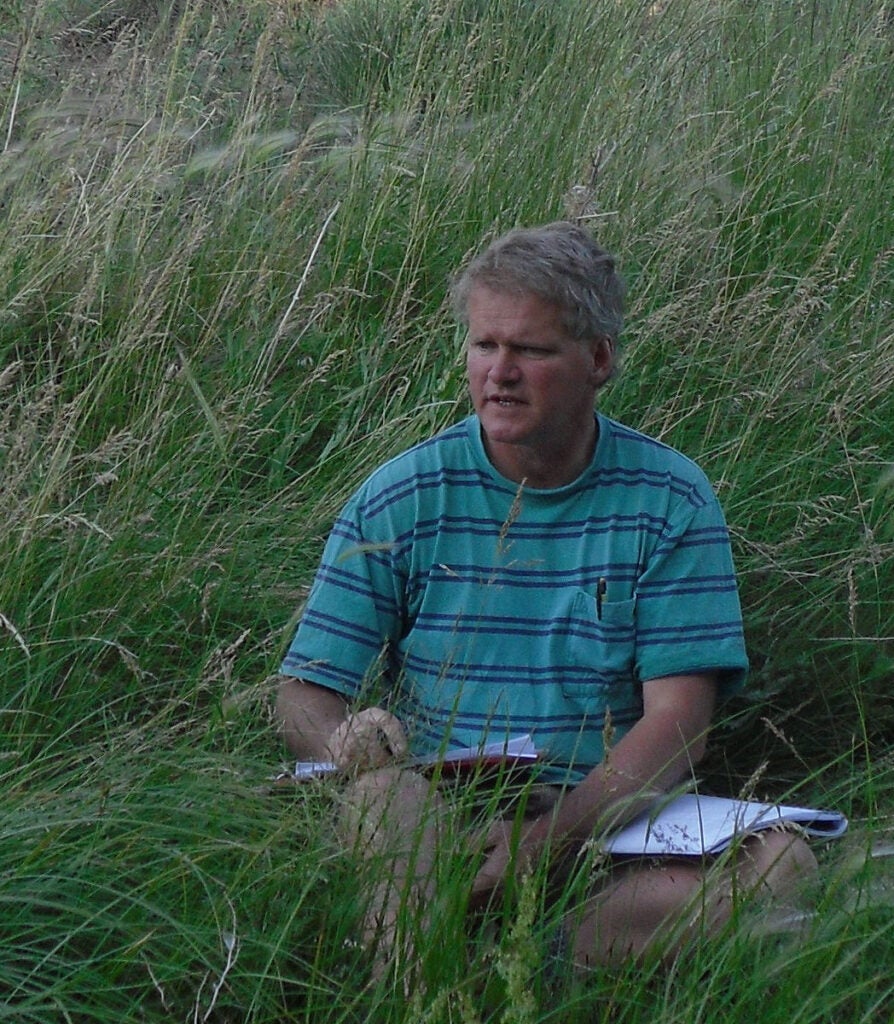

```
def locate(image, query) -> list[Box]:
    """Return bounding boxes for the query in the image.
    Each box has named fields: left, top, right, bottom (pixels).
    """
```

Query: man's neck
left=484, top=424, right=598, bottom=489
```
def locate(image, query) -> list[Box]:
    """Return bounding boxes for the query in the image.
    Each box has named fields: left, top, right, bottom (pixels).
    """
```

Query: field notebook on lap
left=285, top=733, right=539, bottom=780
left=601, top=793, right=848, bottom=857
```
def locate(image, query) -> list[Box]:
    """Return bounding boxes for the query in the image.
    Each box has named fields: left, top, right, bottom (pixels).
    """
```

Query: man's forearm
left=275, top=676, right=348, bottom=759
left=528, top=674, right=716, bottom=852
left=537, top=716, right=700, bottom=850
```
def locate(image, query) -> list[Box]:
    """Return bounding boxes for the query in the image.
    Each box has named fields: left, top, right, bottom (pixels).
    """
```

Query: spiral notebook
left=601, top=793, right=848, bottom=857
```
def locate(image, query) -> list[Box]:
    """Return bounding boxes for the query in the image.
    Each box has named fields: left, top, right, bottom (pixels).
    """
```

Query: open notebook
left=281, top=738, right=848, bottom=856
left=600, top=792, right=848, bottom=857
left=286, top=733, right=539, bottom=780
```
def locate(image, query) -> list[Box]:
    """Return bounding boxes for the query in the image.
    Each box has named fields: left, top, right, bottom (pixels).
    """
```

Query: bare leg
left=337, top=766, right=448, bottom=983
left=736, top=828, right=819, bottom=899
left=570, top=830, right=819, bottom=968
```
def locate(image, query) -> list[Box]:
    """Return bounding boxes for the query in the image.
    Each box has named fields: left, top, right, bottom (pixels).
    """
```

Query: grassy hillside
left=1, top=0, right=893, bottom=1020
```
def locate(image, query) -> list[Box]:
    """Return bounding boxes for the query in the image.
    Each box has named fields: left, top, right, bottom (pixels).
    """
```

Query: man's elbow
left=273, top=675, right=300, bottom=754
left=686, top=730, right=710, bottom=768
left=273, top=675, right=349, bottom=759
left=681, top=713, right=714, bottom=770
left=274, top=674, right=300, bottom=727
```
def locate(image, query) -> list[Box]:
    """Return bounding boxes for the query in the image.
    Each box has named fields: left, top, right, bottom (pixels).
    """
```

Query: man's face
left=465, top=285, right=613, bottom=484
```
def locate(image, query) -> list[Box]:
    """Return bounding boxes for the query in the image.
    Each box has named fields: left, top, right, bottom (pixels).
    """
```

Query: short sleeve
left=633, top=489, right=748, bottom=698
left=280, top=491, right=405, bottom=700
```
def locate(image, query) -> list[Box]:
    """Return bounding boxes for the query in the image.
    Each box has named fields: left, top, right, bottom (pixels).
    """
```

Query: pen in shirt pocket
left=596, top=577, right=607, bottom=620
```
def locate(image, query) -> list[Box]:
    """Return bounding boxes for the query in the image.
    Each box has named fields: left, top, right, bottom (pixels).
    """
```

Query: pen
left=596, top=577, right=607, bottom=620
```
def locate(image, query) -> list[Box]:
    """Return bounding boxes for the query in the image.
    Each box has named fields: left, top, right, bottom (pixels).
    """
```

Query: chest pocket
left=561, top=592, right=637, bottom=696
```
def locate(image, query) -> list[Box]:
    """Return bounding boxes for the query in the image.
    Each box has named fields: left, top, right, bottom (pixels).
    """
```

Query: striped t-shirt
left=281, top=413, right=748, bottom=784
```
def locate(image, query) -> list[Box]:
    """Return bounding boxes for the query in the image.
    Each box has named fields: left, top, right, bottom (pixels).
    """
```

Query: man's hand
left=327, top=707, right=408, bottom=771
left=470, top=674, right=717, bottom=910
left=469, top=816, right=549, bottom=910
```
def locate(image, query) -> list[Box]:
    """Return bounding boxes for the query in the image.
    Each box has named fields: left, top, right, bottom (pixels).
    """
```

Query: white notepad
left=601, top=793, right=848, bottom=857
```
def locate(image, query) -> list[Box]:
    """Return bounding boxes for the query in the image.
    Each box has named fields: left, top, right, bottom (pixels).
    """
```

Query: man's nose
left=488, top=348, right=521, bottom=383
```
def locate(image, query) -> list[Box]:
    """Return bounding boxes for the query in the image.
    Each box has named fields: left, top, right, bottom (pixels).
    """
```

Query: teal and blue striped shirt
left=282, top=414, right=747, bottom=784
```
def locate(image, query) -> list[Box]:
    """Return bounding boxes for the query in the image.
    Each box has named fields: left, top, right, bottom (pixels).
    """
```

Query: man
left=276, top=222, right=816, bottom=975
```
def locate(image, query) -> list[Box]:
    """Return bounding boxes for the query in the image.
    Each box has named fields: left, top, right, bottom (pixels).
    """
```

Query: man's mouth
left=488, top=395, right=523, bottom=407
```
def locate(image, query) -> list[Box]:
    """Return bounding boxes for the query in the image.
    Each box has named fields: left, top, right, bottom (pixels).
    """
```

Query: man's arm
left=275, top=675, right=409, bottom=769
left=539, top=672, right=716, bottom=842
left=275, top=676, right=349, bottom=760
left=472, top=672, right=716, bottom=900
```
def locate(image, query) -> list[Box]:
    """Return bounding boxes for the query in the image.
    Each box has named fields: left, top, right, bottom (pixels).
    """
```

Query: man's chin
left=481, top=425, right=529, bottom=448
left=480, top=407, right=530, bottom=434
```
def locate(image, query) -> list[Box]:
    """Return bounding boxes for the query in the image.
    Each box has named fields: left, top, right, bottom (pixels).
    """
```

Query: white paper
left=601, top=793, right=848, bottom=857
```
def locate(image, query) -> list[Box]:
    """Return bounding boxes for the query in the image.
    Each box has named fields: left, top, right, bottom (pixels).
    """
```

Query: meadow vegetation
left=1, top=0, right=893, bottom=1019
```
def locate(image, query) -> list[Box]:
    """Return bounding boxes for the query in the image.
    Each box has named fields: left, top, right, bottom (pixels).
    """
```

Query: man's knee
left=739, top=829, right=819, bottom=897
left=568, top=832, right=820, bottom=969
left=338, top=767, right=441, bottom=849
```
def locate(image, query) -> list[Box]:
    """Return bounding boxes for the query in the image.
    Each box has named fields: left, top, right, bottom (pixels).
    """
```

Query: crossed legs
left=336, top=769, right=820, bottom=978
left=337, top=766, right=448, bottom=982
left=569, top=829, right=819, bottom=968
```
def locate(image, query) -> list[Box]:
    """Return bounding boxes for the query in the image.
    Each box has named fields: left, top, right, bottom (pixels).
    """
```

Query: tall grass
left=1, top=0, right=893, bottom=1019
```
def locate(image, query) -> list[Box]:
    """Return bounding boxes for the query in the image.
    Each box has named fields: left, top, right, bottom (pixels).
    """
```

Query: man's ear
left=590, top=336, right=615, bottom=387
